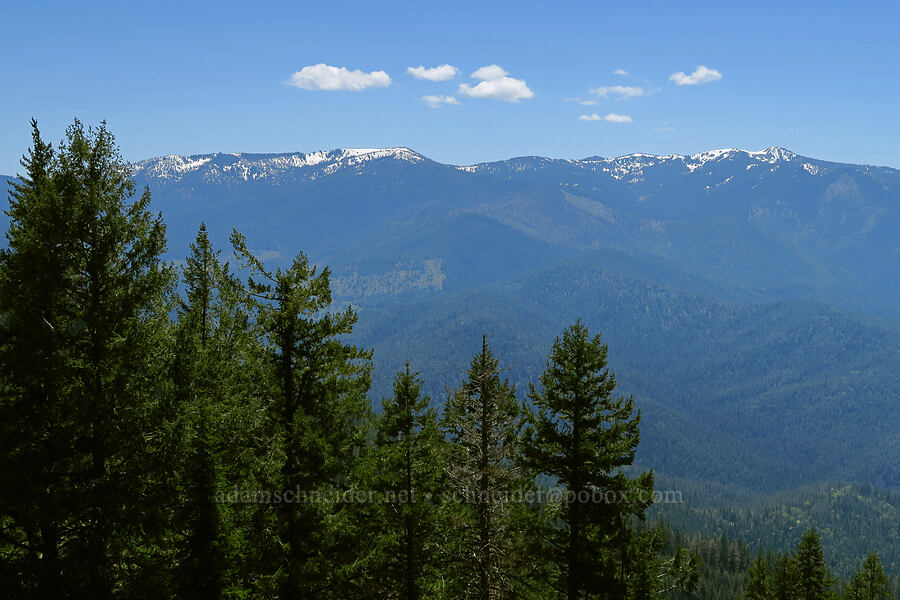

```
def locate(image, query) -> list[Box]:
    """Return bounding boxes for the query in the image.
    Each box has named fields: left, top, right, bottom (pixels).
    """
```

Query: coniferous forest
left=2, top=122, right=899, bottom=599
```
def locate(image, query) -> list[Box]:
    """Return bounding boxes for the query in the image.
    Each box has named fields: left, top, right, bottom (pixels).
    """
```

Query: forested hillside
left=351, top=258, right=900, bottom=492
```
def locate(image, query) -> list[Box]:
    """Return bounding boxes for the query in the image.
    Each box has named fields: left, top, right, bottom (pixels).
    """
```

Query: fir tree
left=440, top=336, right=530, bottom=599
left=771, top=554, right=798, bottom=600
left=795, top=529, right=833, bottom=600
left=171, top=224, right=264, bottom=598
left=231, top=231, right=372, bottom=599
left=625, top=525, right=700, bottom=599
left=0, top=120, right=173, bottom=598
left=523, top=321, right=654, bottom=599
left=746, top=551, right=772, bottom=600
left=365, top=363, right=444, bottom=599
left=844, top=553, right=892, bottom=600
left=0, top=120, right=73, bottom=599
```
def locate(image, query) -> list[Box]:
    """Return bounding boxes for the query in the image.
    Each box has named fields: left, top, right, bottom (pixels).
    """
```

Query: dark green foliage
left=524, top=321, right=654, bottom=598
left=844, top=553, right=893, bottom=600
left=231, top=230, right=372, bottom=599
left=795, top=529, right=833, bottom=600
left=745, top=552, right=771, bottom=600
left=771, top=554, right=799, bottom=600
left=626, top=525, right=700, bottom=599
left=0, top=120, right=173, bottom=597
left=362, top=363, right=444, bottom=599
left=656, top=482, right=900, bottom=577
left=439, top=336, right=532, bottom=599
left=170, top=224, right=264, bottom=598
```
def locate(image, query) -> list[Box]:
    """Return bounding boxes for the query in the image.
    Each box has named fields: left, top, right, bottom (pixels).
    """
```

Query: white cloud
left=604, top=113, right=632, bottom=123
left=564, top=97, right=598, bottom=106
left=613, top=68, right=630, bottom=76
left=471, top=65, right=509, bottom=81
left=579, top=113, right=632, bottom=123
left=407, top=64, right=458, bottom=81
left=287, top=64, right=391, bottom=91
left=458, top=65, right=534, bottom=103
left=669, top=65, right=722, bottom=86
left=590, top=85, right=652, bottom=100
left=422, top=94, right=460, bottom=108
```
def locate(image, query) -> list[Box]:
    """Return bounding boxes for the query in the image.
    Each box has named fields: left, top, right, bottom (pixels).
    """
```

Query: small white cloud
left=590, top=85, right=652, bottom=100
left=287, top=64, right=391, bottom=91
left=564, top=97, right=598, bottom=106
left=471, top=64, right=509, bottom=81
left=579, top=113, right=632, bottom=123
left=422, top=94, right=460, bottom=108
left=458, top=65, right=534, bottom=103
left=669, top=65, right=722, bottom=86
left=407, top=64, right=458, bottom=81
left=613, top=68, right=630, bottom=76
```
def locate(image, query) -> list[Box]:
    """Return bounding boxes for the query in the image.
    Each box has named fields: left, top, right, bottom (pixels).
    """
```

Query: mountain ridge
left=125, top=145, right=900, bottom=183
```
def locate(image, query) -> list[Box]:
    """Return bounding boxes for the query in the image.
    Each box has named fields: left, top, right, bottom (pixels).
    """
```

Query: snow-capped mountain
left=130, top=144, right=897, bottom=195
left=131, top=147, right=427, bottom=184
left=459, top=146, right=846, bottom=185
left=126, top=143, right=900, bottom=322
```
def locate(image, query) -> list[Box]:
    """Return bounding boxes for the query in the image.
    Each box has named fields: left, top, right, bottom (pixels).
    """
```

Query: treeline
left=742, top=529, right=896, bottom=600
left=652, top=528, right=900, bottom=600
left=655, top=482, right=900, bottom=578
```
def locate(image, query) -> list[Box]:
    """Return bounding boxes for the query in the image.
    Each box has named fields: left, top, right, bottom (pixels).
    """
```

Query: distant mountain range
left=127, top=145, right=900, bottom=317
left=5, top=146, right=900, bottom=495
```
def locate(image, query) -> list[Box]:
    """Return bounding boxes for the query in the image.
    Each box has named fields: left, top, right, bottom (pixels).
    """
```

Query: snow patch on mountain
left=132, top=147, right=425, bottom=183
left=456, top=147, right=803, bottom=182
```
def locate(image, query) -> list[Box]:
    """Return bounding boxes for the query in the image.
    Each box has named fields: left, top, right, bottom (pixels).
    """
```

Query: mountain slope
left=126, top=145, right=900, bottom=318
left=351, top=252, right=900, bottom=492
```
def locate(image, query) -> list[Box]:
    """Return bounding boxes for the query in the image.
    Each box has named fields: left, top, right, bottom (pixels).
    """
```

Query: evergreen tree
left=771, top=554, right=798, bottom=600
left=795, top=529, right=833, bottom=600
left=745, top=551, right=772, bottom=600
left=625, top=525, right=700, bottom=599
left=171, top=224, right=264, bottom=598
left=440, top=336, right=531, bottom=599
left=844, top=553, right=892, bottom=600
left=231, top=231, right=372, bottom=599
left=523, top=321, right=654, bottom=599
left=364, top=363, right=444, bottom=599
left=0, top=119, right=73, bottom=599
left=0, top=120, right=173, bottom=598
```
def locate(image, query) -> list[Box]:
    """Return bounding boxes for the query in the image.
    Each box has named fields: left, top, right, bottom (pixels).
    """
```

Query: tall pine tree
left=363, top=363, right=444, bottom=599
left=440, top=336, right=531, bottom=599
left=524, top=321, right=654, bottom=600
left=795, top=529, right=833, bottom=600
left=844, top=553, right=892, bottom=600
left=231, top=230, right=372, bottom=599
left=745, top=551, right=772, bottom=600
left=170, top=224, right=265, bottom=598
left=0, top=120, right=173, bottom=598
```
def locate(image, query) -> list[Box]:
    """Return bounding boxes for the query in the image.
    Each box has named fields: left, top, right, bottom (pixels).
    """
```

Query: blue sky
left=2, top=0, right=898, bottom=174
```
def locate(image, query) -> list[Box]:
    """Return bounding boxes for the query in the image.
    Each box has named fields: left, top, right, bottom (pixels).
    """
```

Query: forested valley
left=2, top=122, right=898, bottom=599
